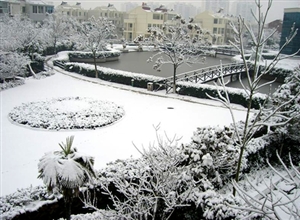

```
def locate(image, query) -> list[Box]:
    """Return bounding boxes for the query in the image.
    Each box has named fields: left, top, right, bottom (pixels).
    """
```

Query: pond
left=98, top=51, right=233, bottom=78
left=98, top=51, right=281, bottom=94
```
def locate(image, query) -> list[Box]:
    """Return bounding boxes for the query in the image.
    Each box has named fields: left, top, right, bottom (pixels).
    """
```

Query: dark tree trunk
left=64, top=189, right=73, bottom=220
left=93, top=52, right=98, bottom=78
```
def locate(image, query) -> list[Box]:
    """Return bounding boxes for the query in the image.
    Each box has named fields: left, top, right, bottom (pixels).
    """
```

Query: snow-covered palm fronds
left=38, top=136, right=95, bottom=193
left=38, top=136, right=95, bottom=220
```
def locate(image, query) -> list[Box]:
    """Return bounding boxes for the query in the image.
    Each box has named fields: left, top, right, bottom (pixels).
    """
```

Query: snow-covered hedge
left=9, top=97, right=124, bottom=130
left=0, top=78, right=25, bottom=90
left=0, top=186, right=56, bottom=220
left=177, top=81, right=266, bottom=109
left=64, top=62, right=164, bottom=89
left=68, top=50, right=120, bottom=59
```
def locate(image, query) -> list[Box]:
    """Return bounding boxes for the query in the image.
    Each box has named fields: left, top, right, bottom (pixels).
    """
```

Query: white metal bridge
left=157, top=62, right=249, bottom=93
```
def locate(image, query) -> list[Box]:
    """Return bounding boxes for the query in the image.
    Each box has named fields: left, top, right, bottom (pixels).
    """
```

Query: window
left=45, top=6, right=53, bottom=14
left=105, top=12, right=107, bottom=17
left=129, top=23, right=133, bottom=28
left=32, top=5, right=37, bottom=13
left=67, top=11, right=70, bottom=15
left=22, top=6, right=26, bottom=13
left=214, top=18, right=218, bottom=24
left=79, top=11, right=81, bottom=16
left=213, top=27, right=217, bottom=34
left=218, top=19, right=222, bottom=24
left=38, top=6, right=43, bottom=13
left=153, top=14, right=161, bottom=20
left=148, top=24, right=151, bottom=28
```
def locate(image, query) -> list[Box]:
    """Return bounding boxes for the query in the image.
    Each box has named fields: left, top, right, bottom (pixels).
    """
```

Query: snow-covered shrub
left=177, top=81, right=266, bottom=109
left=8, top=97, right=125, bottom=130
left=271, top=66, right=300, bottom=143
left=0, top=186, right=55, bottom=219
left=0, top=52, right=31, bottom=81
left=68, top=51, right=120, bottom=60
left=61, top=61, right=164, bottom=89
left=0, top=77, right=25, bottom=90
left=179, top=125, right=244, bottom=189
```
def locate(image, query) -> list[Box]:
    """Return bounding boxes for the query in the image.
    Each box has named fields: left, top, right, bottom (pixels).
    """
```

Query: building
left=87, top=5, right=125, bottom=38
left=123, top=3, right=176, bottom=42
left=55, top=1, right=87, bottom=22
left=194, top=10, right=237, bottom=45
left=0, top=0, right=54, bottom=22
left=279, top=7, right=300, bottom=55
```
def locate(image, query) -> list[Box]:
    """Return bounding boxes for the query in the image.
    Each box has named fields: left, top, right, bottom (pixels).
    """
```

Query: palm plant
left=38, top=136, right=95, bottom=220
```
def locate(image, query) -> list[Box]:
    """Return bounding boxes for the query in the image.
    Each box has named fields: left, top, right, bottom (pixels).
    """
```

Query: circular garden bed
left=9, top=97, right=124, bottom=130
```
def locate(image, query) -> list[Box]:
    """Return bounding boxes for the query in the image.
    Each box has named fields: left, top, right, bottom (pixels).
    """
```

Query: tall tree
left=146, top=15, right=210, bottom=93
left=75, top=16, right=116, bottom=78
left=42, top=13, right=76, bottom=55
left=206, top=0, right=299, bottom=196
left=38, top=136, right=95, bottom=220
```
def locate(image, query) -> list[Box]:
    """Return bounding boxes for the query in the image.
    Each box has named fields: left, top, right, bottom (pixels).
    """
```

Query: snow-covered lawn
left=1, top=55, right=247, bottom=197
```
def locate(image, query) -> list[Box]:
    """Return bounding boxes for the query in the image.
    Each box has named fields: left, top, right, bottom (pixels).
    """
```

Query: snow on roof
left=26, top=0, right=54, bottom=6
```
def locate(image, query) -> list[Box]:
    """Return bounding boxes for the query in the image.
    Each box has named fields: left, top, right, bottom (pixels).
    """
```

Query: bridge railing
left=161, top=62, right=250, bottom=93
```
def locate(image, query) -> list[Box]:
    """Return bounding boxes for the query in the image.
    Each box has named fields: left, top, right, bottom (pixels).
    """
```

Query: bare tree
left=146, top=15, right=209, bottom=93
left=81, top=125, right=195, bottom=220
left=229, top=151, right=300, bottom=219
left=42, top=13, right=76, bottom=55
left=74, top=16, right=116, bottom=78
left=206, top=0, right=300, bottom=196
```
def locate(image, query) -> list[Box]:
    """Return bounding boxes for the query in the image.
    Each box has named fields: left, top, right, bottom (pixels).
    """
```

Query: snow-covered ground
left=0, top=55, right=250, bottom=196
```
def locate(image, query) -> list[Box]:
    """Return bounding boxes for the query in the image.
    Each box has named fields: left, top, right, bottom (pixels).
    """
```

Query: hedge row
left=59, top=61, right=165, bottom=90
left=68, top=51, right=121, bottom=59
left=176, top=81, right=266, bottom=109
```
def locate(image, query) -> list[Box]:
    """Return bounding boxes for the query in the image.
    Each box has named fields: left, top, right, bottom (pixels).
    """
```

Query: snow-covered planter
left=177, top=81, right=266, bottom=109
left=68, top=51, right=120, bottom=63
left=8, top=97, right=124, bottom=130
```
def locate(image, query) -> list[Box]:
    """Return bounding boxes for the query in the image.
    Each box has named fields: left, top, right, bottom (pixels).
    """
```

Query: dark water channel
left=98, top=51, right=281, bottom=94
left=98, top=51, right=232, bottom=78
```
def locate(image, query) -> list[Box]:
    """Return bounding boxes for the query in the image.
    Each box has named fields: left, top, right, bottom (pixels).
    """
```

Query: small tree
left=75, top=16, right=116, bottom=78
left=38, top=136, right=95, bottom=220
left=206, top=0, right=300, bottom=196
left=146, top=15, right=209, bottom=93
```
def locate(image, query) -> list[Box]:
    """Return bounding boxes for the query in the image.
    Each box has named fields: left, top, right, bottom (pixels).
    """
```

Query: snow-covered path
left=1, top=65, right=248, bottom=196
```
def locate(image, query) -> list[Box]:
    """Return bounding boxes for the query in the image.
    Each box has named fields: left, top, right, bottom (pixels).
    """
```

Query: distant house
left=0, top=0, right=54, bottom=22
left=123, top=3, right=176, bottom=42
left=193, top=11, right=238, bottom=45
left=280, top=7, right=300, bottom=55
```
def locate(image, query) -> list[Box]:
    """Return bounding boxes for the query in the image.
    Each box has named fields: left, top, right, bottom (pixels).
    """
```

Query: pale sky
left=52, top=0, right=300, bottom=22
